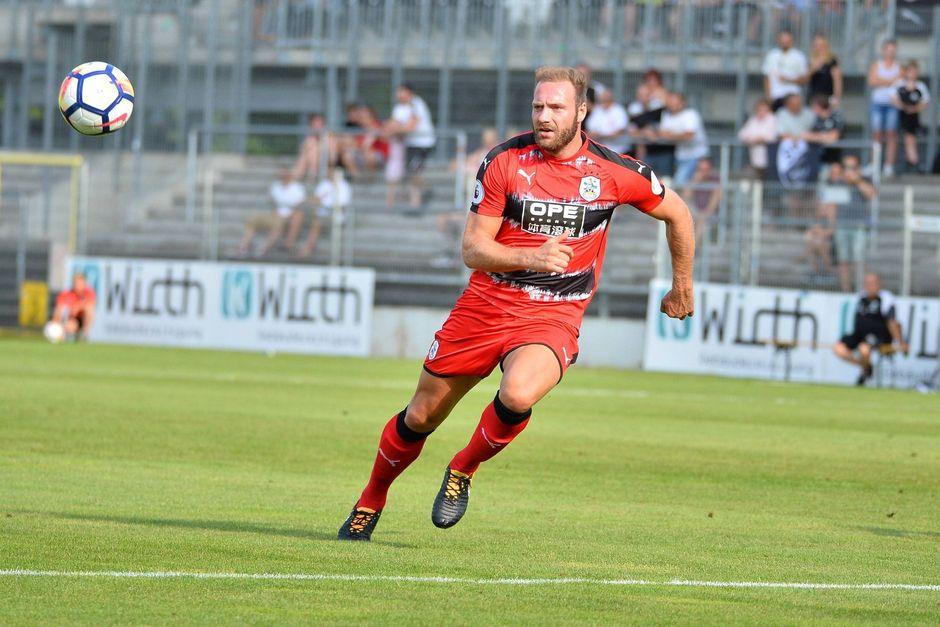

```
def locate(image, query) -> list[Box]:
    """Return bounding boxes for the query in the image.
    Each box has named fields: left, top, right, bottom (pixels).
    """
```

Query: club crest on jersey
left=427, top=339, right=440, bottom=360
left=579, top=176, right=601, bottom=202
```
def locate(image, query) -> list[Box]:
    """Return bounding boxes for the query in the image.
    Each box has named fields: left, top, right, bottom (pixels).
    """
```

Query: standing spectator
left=805, top=35, right=843, bottom=105
left=833, top=155, right=876, bottom=292
left=805, top=162, right=842, bottom=277
left=681, top=157, right=722, bottom=244
left=892, top=60, right=931, bottom=173
left=656, top=92, right=709, bottom=186
left=627, top=83, right=667, bottom=167
left=297, top=166, right=352, bottom=259
left=802, top=94, right=844, bottom=165
left=237, top=169, right=307, bottom=257
left=738, top=98, right=778, bottom=179
left=868, top=39, right=902, bottom=178
left=775, top=93, right=815, bottom=140
left=292, top=113, right=326, bottom=183
left=385, top=84, right=436, bottom=214
left=641, top=68, right=669, bottom=109
left=762, top=30, right=808, bottom=111
left=53, top=272, right=96, bottom=341
left=586, top=88, right=630, bottom=154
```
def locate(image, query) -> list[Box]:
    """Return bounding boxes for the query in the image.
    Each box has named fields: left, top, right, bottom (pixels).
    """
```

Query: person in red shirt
left=53, top=272, right=96, bottom=340
left=339, top=66, right=695, bottom=541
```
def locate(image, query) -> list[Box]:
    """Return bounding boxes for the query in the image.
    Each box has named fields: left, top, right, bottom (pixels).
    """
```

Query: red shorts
left=423, top=290, right=580, bottom=380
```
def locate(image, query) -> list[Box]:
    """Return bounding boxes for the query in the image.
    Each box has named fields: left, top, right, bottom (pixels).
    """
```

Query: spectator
left=805, top=35, right=842, bottom=106
left=892, top=60, right=931, bottom=173
left=586, top=88, right=630, bottom=154
left=775, top=93, right=814, bottom=140
left=833, top=272, right=908, bottom=386
left=338, top=103, right=389, bottom=179
left=868, top=39, right=902, bottom=178
left=802, top=94, right=844, bottom=165
left=385, top=83, right=436, bottom=214
left=762, top=30, right=808, bottom=111
left=292, top=113, right=326, bottom=183
left=357, top=105, right=390, bottom=174
left=575, top=62, right=608, bottom=123
left=237, top=169, right=306, bottom=257
left=737, top=98, right=778, bottom=179
left=53, top=272, right=96, bottom=341
left=627, top=83, right=667, bottom=169
left=832, top=155, right=876, bottom=292
left=297, top=166, right=352, bottom=259
left=641, top=68, right=669, bottom=109
left=805, top=162, right=841, bottom=276
left=656, top=92, right=709, bottom=186
left=681, top=157, right=722, bottom=244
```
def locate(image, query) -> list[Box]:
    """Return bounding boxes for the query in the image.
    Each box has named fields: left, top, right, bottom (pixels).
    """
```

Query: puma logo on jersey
left=635, top=164, right=646, bottom=175
left=517, top=169, right=535, bottom=185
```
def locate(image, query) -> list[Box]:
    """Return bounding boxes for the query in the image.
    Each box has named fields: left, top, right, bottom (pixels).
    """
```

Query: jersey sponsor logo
left=578, top=175, right=601, bottom=202
left=521, top=199, right=586, bottom=237
left=427, top=339, right=439, bottom=360
left=472, top=180, right=484, bottom=205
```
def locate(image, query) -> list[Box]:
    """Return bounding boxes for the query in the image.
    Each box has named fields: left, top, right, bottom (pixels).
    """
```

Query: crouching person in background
left=53, top=272, right=96, bottom=341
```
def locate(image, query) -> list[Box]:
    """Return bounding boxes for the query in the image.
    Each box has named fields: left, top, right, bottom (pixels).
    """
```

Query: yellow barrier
left=19, top=281, right=50, bottom=327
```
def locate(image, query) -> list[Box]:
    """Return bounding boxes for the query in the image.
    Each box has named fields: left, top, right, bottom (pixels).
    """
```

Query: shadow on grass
left=857, top=526, right=940, bottom=540
left=25, top=511, right=416, bottom=548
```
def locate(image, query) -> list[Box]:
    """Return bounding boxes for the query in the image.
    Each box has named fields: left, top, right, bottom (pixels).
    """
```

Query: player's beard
left=533, top=112, right=580, bottom=154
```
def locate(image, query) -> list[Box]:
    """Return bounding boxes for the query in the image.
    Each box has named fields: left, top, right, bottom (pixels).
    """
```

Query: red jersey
left=468, top=131, right=666, bottom=330
left=56, top=286, right=96, bottom=314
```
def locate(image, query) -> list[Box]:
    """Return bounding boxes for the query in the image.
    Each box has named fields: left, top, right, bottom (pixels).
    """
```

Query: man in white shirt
left=656, top=92, right=709, bottom=187
left=585, top=89, right=630, bottom=154
left=762, top=30, right=808, bottom=111
left=237, top=169, right=307, bottom=257
left=386, top=84, right=436, bottom=213
left=298, top=167, right=353, bottom=259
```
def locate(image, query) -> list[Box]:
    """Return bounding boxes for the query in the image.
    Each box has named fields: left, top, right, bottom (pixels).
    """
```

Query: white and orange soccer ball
left=58, top=61, right=135, bottom=135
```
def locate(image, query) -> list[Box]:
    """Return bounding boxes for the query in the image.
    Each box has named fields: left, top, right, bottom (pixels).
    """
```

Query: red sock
left=357, top=410, right=431, bottom=511
left=449, top=394, right=531, bottom=476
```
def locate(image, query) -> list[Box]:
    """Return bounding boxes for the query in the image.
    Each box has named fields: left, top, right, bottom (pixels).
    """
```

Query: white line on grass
left=1, top=570, right=938, bottom=591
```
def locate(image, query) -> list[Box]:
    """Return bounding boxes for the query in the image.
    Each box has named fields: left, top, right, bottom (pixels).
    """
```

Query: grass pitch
left=1, top=338, right=938, bottom=623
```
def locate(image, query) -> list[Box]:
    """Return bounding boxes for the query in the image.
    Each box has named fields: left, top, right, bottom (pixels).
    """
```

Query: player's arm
left=647, top=188, right=695, bottom=320
left=462, top=212, right=573, bottom=274
left=883, top=302, right=908, bottom=354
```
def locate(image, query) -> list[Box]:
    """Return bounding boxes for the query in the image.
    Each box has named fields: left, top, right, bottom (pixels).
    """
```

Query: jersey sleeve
left=469, top=149, right=509, bottom=217
left=614, top=158, right=667, bottom=214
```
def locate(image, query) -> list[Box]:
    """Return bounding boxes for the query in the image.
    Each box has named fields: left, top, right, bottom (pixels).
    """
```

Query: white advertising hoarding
left=644, top=280, right=939, bottom=387
left=66, top=256, right=374, bottom=356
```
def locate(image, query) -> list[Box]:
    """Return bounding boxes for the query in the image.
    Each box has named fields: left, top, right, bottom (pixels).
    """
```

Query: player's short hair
left=534, top=66, right=587, bottom=107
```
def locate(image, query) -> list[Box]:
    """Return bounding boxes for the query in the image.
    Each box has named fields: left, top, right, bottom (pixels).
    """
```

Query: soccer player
left=52, top=272, right=96, bottom=341
left=338, top=66, right=695, bottom=541
left=833, top=272, right=908, bottom=386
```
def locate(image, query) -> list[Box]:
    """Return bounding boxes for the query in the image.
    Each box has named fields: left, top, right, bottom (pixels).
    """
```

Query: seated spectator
left=805, top=165, right=839, bottom=276
left=681, top=158, right=721, bottom=244
left=775, top=93, right=815, bottom=140
left=53, top=272, right=96, bottom=341
left=762, top=29, right=808, bottom=111
left=297, top=166, right=352, bottom=259
left=737, top=98, right=778, bottom=179
left=802, top=94, right=844, bottom=165
left=892, top=60, right=931, bottom=173
left=292, top=113, right=326, bottom=183
left=833, top=272, right=908, bottom=386
left=356, top=105, right=390, bottom=174
left=656, top=92, right=709, bottom=186
left=586, top=88, right=630, bottom=154
left=237, top=169, right=307, bottom=257
left=831, top=155, right=876, bottom=292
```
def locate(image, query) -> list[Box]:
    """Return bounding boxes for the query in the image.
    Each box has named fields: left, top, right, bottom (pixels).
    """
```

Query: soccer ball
left=43, top=321, right=65, bottom=344
left=58, top=61, right=135, bottom=135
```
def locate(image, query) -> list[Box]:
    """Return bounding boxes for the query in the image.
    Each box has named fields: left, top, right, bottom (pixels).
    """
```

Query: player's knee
left=404, top=401, right=445, bottom=432
left=497, top=383, right=538, bottom=415
left=832, top=342, right=847, bottom=356
left=858, top=343, right=872, bottom=357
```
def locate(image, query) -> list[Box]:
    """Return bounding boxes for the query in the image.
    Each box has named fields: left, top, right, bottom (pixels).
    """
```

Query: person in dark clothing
left=833, top=273, right=908, bottom=386
left=802, top=95, right=844, bottom=165
left=805, top=35, right=842, bottom=105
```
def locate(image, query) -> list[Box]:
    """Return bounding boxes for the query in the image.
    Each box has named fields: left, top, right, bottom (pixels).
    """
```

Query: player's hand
left=660, top=285, right=694, bottom=320
left=526, top=233, right=574, bottom=274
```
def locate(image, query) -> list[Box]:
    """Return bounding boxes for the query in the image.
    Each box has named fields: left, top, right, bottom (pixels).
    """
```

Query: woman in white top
left=737, top=99, right=778, bottom=179
left=868, top=39, right=901, bottom=177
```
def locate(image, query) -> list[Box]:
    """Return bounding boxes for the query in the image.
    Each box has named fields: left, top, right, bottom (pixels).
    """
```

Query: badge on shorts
left=427, top=339, right=439, bottom=360
left=579, top=176, right=600, bottom=202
